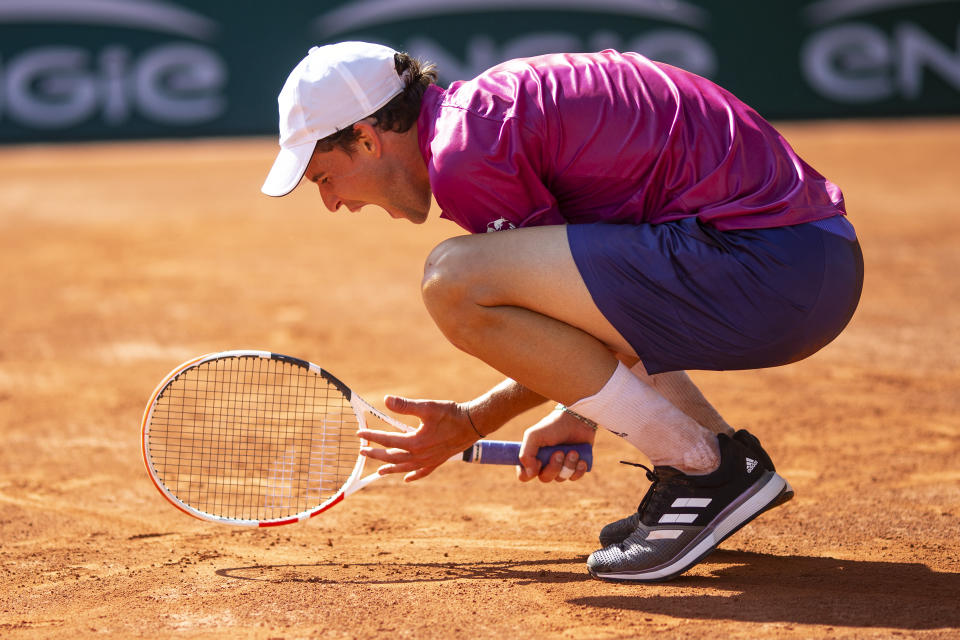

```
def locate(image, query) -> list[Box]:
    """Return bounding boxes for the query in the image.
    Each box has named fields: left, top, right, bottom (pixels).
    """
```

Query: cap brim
left=261, top=141, right=316, bottom=197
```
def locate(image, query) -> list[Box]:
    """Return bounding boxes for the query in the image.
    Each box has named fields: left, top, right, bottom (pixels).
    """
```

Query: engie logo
left=801, top=0, right=960, bottom=103
left=312, top=0, right=718, bottom=81
left=0, top=0, right=227, bottom=130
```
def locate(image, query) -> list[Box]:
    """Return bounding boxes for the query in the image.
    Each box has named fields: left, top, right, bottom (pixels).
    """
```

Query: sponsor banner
left=1, top=0, right=958, bottom=143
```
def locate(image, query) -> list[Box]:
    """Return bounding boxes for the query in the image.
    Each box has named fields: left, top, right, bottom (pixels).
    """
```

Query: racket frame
left=141, top=350, right=414, bottom=527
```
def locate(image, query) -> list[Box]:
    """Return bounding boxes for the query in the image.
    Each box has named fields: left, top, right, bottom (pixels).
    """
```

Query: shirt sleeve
left=429, top=109, right=566, bottom=233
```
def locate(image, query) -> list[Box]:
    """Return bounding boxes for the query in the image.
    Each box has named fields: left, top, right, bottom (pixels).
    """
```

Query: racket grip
left=462, top=440, right=593, bottom=472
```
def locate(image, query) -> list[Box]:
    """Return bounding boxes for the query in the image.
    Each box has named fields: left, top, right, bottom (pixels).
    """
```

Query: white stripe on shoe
left=646, top=529, right=684, bottom=540
left=658, top=513, right=699, bottom=524
left=671, top=498, right=712, bottom=507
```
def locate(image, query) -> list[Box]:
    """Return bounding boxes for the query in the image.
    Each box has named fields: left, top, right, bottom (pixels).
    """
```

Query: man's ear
left=352, top=120, right=383, bottom=157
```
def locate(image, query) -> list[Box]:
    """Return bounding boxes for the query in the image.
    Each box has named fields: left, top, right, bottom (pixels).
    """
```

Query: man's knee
left=421, top=237, right=482, bottom=339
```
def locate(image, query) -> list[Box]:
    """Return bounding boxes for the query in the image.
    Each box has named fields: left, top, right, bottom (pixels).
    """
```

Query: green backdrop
left=2, top=0, right=958, bottom=143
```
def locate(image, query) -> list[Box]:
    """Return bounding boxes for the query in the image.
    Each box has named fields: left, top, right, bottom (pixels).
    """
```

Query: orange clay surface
left=1, top=119, right=958, bottom=639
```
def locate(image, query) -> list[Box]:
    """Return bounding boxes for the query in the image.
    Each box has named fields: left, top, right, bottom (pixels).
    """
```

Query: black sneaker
left=597, top=429, right=792, bottom=547
left=587, top=433, right=787, bottom=582
left=733, top=429, right=794, bottom=510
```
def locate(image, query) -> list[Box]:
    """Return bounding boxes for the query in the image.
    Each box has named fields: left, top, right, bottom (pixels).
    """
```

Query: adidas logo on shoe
left=745, top=457, right=758, bottom=474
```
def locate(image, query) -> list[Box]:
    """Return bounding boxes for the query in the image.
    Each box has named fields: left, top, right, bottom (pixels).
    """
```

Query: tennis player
left=261, top=42, right=863, bottom=581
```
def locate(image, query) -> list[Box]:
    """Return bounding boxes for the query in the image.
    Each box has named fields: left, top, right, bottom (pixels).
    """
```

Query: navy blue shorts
left=567, top=216, right=863, bottom=374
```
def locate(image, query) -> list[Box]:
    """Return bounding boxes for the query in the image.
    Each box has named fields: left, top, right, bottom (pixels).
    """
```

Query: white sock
left=630, top=362, right=735, bottom=437
left=568, top=362, right=720, bottom=474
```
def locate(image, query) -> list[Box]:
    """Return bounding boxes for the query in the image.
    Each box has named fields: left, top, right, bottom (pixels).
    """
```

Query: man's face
left=303, top=125, right=431, bottom=224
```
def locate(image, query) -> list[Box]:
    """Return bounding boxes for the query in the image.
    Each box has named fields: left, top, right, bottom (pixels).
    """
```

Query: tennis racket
left=141, top=350, right=593, bottom=527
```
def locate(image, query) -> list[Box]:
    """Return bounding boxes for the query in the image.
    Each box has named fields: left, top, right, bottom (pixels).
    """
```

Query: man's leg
left=421, top=222, right=821, bottom=582
left=634, top=365, right=734, bottom=437
left=420, top=225, right=720, bottom=474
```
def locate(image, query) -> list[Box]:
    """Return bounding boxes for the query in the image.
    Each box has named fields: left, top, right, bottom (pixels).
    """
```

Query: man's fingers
left=519, top=428, right=560, bottom=480
left=520, top=442, right=586, bottom=483
left=556, top=459, right=587, bottom=481
left=359, top=445, right=413, bottom=464
left=569, top=459, right=588, bottom=481
left=543, top=450, right=581, bottom=483
left=384, top=395, right=427, bottom=417
left=403, top=465, right=438, bottom=482
left=369, top=455, right=437, bottom=477
left=516, top=460, right=542, bottom=482
left=376, top=461, right=417, bottom=475
left=516, top=458, right=540, bottom=482
left=517, top=443, right=542, bottom=480
left=357, top=428, right=414, bottom=449
left=537, top=451, right=566, bottom=483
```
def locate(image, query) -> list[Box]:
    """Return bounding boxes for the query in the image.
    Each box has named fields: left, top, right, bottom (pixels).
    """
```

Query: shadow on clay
left=218, top=549, right=958, bottom=629
left=216, top=555, right=586, bottom=586
left=569, top=549, right=960, bottom=630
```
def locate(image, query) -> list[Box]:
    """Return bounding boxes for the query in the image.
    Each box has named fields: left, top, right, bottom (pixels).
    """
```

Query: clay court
left=1, top=118, right=958, bottom=638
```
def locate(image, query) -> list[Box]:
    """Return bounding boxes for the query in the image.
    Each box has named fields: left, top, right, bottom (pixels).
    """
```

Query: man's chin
left=387, top=207, right=429, bottom=224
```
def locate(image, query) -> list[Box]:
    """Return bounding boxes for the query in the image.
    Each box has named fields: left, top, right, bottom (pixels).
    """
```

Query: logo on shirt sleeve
left=486, top=217, right=517, bottom=233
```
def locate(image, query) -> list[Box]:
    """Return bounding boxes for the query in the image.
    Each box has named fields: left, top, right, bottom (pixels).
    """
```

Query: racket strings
left=147, top=356, right=360, bottom=521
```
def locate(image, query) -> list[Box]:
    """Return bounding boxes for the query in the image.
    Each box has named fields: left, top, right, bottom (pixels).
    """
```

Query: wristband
left=465, top=406, right=484, bottom=438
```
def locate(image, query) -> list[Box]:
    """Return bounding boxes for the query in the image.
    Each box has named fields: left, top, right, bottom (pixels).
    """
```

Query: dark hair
left=315, top=51, right=437, bottom=154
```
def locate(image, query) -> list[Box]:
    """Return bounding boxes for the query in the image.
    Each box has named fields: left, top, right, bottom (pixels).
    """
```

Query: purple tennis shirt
left=416, top=50, right=845, bottom=234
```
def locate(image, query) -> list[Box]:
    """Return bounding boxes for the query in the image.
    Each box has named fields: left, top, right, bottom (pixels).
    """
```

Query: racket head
left=141, top=350, right=370, bottom=527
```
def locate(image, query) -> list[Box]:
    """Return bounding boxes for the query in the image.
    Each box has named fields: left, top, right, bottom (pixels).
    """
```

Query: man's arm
left=461, top=378, right=548, bottom=436
left=357, top=378, right=549, bottom=481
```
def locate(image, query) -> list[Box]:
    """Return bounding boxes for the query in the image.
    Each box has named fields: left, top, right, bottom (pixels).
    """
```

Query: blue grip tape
left=464, top=440, right=593, bottom=472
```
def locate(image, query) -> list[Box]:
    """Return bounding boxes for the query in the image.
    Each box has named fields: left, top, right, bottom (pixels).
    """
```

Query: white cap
left=261, top=41, right=404, bottom=197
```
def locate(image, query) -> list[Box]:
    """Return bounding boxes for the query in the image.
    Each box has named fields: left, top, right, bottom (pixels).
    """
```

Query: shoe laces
left=620, top=460, right=658, bottom=483
left=620, top=460, right=690, bottom=521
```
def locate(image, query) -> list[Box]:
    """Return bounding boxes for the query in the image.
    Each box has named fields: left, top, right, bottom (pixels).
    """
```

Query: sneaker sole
left=588, top=471, right=787, bottom=582
left=765, top=479, right=794, bottom=511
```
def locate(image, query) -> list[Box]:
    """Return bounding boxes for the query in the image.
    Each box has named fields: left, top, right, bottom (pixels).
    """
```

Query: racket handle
left=462, top=440, right=593, bottom=472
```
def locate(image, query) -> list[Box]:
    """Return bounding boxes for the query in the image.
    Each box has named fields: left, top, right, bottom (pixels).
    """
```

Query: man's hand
left=517, top=407, right=597, bottom=483
left=357, top=395, right=480, bottom=482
